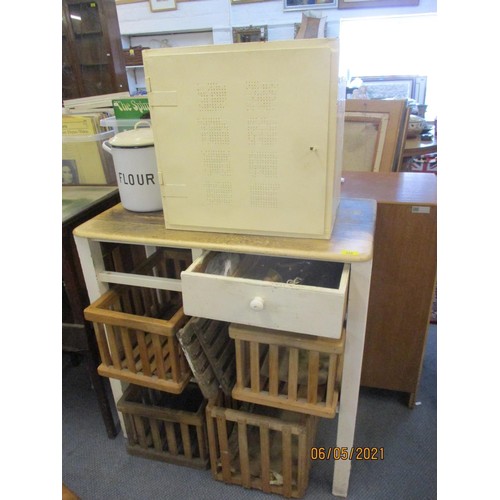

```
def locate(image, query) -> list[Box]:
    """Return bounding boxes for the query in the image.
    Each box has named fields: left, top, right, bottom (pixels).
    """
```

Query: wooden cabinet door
left=62, top=0, right=128, bottom=99
left=360, top=202, right=436, bottom=399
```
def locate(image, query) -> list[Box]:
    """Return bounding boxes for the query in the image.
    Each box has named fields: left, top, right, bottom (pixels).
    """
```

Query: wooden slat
left=260, top=423, right=271, bottom=494
left=141, top=286, right=154, bottom=317
left=287, top=347, right=299, bottom=401
left=238, top=422, right=251, bottom=487
left=268, top=344, right=279, bottom=397
left=297, top=430, right=308, bottom=497
left=216, top=415, right=232, bottom=483
left=206, top=409, right=219, bottom=476
left=180, top=423, right=192, bottom=460
left=120, top=327, right=137, bottom=373
left=165, top=422, right=178, bottom=455
left=250, top=342, right=260, bottom=393
left=130, top=286, right=144, bottom=316
left=136, top=331, right=152, bottom=377
left=235, top=339, right=244, bottom=390
left=152, top=334, right=166, bottom=380
left=307, top=351, right=320, bottom=404
left=168, top=336, right=180, bottom=382
left=122, top=414, right=137, bottom=445
left=196, top=424, right=207, bottom=461
left=93, top=322, right=112, bottom=366
left=150, top=418, right=163, bottom=452
left=107, top=326, right=123, bottom=369
left=282, top=427, right=293, bottom=498
left=134, top=415, right=148, bottom=448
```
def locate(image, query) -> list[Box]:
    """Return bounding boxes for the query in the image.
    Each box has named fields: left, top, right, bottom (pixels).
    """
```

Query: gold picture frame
left=338, top=0, right=418, bottom=8
left=149, top=0, right=176, bottom=11
left=232, top=25, right=268, bottom=43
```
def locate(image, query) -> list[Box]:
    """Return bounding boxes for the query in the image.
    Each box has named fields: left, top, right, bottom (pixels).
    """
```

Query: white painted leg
left=74, top=235, right=127, bottom=435
left=332, top=259, right=372, bottom=497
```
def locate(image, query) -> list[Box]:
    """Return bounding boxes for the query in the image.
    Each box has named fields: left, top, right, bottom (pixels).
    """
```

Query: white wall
left=117, top=0, right=437, bottom=41
left=117, top=0, right=437, bottom=96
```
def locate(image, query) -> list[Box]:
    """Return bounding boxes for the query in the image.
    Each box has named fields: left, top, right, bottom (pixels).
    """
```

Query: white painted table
left=74, top=197, right=376, bottom=497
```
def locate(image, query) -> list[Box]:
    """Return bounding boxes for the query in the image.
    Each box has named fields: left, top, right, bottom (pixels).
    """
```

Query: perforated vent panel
left=250, top=183, right=279, bottom=208
left=202, top=150, right=231, bottom=177
left=198, top=117, right=230, bottom=145
left=247, top=117, right=278, bottom=147
left=246, top=81, right=279, bottom=111
left=197, top=82, right=227, bottom=111
left=248, top=152, right=278, bottom=178
left=204, top=181, right=232, bottom=206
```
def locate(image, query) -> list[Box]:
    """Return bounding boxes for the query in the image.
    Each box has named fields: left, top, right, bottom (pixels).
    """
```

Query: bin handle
left=134, top=120, right=151, bottom=130
left=102, top=141, right=112, bottom=154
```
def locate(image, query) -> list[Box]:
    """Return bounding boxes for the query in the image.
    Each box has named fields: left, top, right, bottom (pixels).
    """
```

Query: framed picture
left=232, top=26, right=268, bottom=43
left=149, top=0, right=176, bottom=12
left=115, top=0, right=147, bottom=5
left=338, top=0, right=418, bottom=9
left=343, top=99, right=409, bottom=172
left=62, top=160, right=80, bottom=185
left=231, top=0, right=272, bottom=4
left=354, top=75, right=426, bottom=103
left=284, top=0, right=337, bottom=12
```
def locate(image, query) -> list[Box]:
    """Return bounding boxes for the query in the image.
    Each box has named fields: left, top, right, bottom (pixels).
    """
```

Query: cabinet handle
left=249, top=297, right=265, bottom=311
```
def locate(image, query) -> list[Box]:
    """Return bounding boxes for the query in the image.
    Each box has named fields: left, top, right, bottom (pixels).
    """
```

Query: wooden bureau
left=341, top=172, right=437, bottom=407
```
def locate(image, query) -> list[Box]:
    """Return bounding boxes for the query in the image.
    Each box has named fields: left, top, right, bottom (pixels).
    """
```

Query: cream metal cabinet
left=144, top=39, right=344, bottom=239
left=73, top=197, right=376, bottom=497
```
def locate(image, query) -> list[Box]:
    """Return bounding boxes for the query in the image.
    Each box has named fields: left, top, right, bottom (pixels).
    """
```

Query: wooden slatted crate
left=229, top=324, right=344, bottom=418
left=206, top=393, right=318, bottom=498
left=117, top=383, right=209, bottom=469
left=84, top=249, right=192, bottom=393
left=177, top=317, right=235, bottom=400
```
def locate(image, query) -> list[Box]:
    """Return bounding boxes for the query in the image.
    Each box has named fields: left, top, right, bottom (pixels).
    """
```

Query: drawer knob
left=250, top=297, right=265, bottom=311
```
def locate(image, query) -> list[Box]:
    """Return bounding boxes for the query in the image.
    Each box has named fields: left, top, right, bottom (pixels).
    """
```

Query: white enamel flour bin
left=102, top=121, right=163, bottom=212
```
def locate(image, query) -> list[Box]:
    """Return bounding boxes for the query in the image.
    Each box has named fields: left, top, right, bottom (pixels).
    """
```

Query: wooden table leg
left=332, top=259, right=372, bottom=497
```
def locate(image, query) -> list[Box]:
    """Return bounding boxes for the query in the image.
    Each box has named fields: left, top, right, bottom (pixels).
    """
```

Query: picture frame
left=284, top=0, right=337, bottom=12
left=232, top=26, right=268, bottom=43
left=231, top=0, right=272, bottom=4
left=338, top=0, right=418, bottom=9
left=343, top=99, right=409, bottom=172
left=115, top=0, right=147, bottom=5
left=62, top=160, right=80, bottom=185
left=149, top=0, right=176, bottom=12
left=354, top=75, right=427, bottom=103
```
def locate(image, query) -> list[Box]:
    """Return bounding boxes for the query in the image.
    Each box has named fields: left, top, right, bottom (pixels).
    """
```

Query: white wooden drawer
left=181, top=252, right=349, bottom=339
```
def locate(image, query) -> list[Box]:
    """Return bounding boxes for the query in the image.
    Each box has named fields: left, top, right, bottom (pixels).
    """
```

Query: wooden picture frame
left=338, top=0, right=418, bottom=8
left=115, top=0, right=147, bottom=5
left=355, top=75, right=427, bottom=103
left=149, top=0, right=176, bottom=11
left=232, top=26, right=268, bottom=43
left=231, top=0, right=272, bottom=4
left=342, top=99, right=409, bottom=172
left=284, top=0, right=337, bottom=12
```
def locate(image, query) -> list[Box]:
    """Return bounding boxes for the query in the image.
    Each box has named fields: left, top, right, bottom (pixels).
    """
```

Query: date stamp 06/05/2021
left=310, top=447, right=385, bottom=461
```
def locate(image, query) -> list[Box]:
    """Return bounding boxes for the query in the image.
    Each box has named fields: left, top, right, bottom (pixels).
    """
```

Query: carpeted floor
left=62, top=324, right=436, bottom=500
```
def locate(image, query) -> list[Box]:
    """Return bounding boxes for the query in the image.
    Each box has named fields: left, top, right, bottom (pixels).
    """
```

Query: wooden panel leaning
left=117, top=383, right=209, bottom=469
left=229, top=324, right=345, bottom=418
left=206, top=393, right=318, bottom=498
left=84, top=248, right=192, bottom=393
left=177, top=317, right=236, bottom=400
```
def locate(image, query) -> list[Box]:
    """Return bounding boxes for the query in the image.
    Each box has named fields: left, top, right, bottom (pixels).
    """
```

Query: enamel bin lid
left=108, top=121, right=154, bottom=148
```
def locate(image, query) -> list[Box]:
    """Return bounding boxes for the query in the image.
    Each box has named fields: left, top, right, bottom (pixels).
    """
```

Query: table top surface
left=73, top=197, right=376, bottom=263
left=62, top=185, right=119, bottom=224
left=341, top=171, right=437, bottom=205
left=403, top=135, right=437, bottom=157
